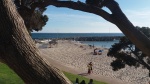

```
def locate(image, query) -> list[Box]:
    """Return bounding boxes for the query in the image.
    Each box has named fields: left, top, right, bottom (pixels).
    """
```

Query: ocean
left=31, top=33, right=124, bottom=39
left=31, top=33, right=124, bottom=48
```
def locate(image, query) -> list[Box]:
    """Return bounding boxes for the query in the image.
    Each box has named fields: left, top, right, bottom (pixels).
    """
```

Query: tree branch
left=32, top=0, right=150, bottom=56
left=34, top=0, right=114, bottom=24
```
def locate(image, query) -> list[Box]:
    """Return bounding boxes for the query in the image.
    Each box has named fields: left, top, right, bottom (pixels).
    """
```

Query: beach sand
left=37, top=40, right=149, bottom=84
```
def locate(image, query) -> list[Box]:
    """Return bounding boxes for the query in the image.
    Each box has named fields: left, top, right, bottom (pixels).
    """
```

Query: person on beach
left=80, top=80, right=86, bottom=84
left=74, top=78, right=79, bottom=84
left=92, top=44, right=94, bottom=48
left=88, top=79, right=93, bottom=84
left=93, top=48, right=97, bottom=55
left=87, top=62, right=93, bottom=74
left=94, top=48, right=103, bottom=55
left=87, top=65, right=91, bottom=75
left=89, top=62, right=93, bottom=73
left=98, top=50, right=103, bottom=55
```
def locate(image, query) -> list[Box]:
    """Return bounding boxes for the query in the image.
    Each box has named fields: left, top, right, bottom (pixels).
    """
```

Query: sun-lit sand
left=36, top=40, right=149, bottom=84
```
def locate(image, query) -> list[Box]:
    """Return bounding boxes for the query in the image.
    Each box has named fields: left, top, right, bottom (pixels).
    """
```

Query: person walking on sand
left=87, top=62, right=93, bottom=74
left=89, top=62, right=93, bottom=73
left=87, top=64, right=91, bottom=75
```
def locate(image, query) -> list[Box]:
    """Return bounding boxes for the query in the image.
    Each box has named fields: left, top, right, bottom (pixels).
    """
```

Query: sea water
left=81, top=40, right=119, bottom=48
left=31, top=33, right=123, bottom=48
left=31, top=33, right=124, bottom=39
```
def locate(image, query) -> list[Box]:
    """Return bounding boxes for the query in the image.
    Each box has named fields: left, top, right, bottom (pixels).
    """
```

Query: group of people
left=75, top=78, right=94, bottom=84
left=93, top=48, right=103, bottom=55
left=74, top=62, right=93, bottom=84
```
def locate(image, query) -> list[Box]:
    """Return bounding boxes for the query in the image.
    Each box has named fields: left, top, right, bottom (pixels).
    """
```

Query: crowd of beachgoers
left=35, top=39, right=149, bottom=84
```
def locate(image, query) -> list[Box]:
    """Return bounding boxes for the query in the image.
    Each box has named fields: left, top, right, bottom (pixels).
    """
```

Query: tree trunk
left=0, top=0, right=71, bottom=84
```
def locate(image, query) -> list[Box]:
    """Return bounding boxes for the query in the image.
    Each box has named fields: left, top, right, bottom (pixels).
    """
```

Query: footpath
left=41, top=52, right=127, bottom=84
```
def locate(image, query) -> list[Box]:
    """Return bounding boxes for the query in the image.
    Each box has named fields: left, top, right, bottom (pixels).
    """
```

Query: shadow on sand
left=78, top=73, right=89, bottom=76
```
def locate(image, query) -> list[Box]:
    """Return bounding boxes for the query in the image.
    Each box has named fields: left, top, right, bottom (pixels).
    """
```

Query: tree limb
left=32, top=0, right=150, bottom=56
left=43, top=0, right=150, bottom=56
left=34, top=0, right=114, bottom=24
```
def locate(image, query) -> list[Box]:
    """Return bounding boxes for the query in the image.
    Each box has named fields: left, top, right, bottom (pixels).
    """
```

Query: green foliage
left=107, top=26, right=150, bottom=75
left=111, top=59, right=125, bottom=71
left=64, top=72, right=107, bottom=84
left=13, top=0, right=49, bottom=32
left=137, top=26, right=150, bottom=37
left=42, top=15, right=48, bottom=24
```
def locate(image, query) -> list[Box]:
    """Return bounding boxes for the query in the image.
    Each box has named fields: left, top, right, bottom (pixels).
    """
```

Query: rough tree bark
left=45, top=0, right=150, bottom=56
left=0, top=0, right=71, bottom=84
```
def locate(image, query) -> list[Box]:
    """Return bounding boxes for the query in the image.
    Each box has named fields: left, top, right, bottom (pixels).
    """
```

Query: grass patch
left=64, top=72, right=107, bottom=84
left=0, top=62, right=107, bottom=84
left=0, top=62, right=24, bottom=84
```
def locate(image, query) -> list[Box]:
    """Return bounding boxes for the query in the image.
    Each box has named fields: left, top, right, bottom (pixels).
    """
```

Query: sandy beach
left=36, top=40, right=149, bottom=84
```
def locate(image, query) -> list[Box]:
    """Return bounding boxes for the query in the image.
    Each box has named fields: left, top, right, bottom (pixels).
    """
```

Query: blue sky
left=34, top=0, right=150, bottom=33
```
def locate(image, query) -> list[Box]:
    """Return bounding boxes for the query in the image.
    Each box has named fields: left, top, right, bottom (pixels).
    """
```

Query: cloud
left=124, top=8, right=150, bottom=27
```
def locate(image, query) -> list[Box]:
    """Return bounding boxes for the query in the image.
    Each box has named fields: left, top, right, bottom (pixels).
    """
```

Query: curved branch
left=41, top=1, right=114, bottom=23
left=32, top=0, right=150, bottom=56
left=45, top=0, right=150, bottom=56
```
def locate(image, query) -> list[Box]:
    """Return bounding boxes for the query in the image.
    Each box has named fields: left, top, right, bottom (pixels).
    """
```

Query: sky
left=34, top=0, right=150, bottom=33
